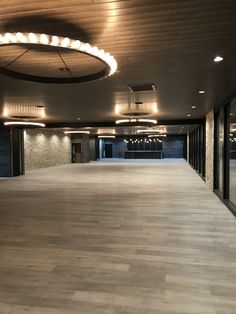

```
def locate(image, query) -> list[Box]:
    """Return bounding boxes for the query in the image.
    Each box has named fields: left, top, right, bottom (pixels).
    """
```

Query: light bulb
left=28, top=33, right=38, bottom=43
left=71, top=40, right=80, bottom=49
left=61, top=37, right=70, bottom=47
left=40, top=34, right=49, bottom=45
left=16, top=32, right=27, bottom=43
left=50, top=35, right=59, bottom=46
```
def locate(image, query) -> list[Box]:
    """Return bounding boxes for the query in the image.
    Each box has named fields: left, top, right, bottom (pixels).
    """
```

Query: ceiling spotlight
left=198, top=90, right=205, bottom=94
left=192, top=106, right=196, bottom=109
left=115, top=118, right=157, bottom=125
left=64, top=130, right=90, bottom=134
left=98, top=135, right=115, bottom=138
left=77, top=117, right=81, bottom=120
left=4, top=121, right=45, bottom=127
left=187, top=114, right=191, bottom=117
left=214, top=56, right=223, bottom=62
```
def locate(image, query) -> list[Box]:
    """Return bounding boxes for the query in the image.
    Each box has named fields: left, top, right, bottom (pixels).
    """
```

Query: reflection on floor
left=0, top=159, right=236, bottom=314
left=230, top=160, right=236, bottom=205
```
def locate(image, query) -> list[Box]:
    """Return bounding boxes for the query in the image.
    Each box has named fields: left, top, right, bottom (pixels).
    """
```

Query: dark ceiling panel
left=0, top=0, right=235, bottom=125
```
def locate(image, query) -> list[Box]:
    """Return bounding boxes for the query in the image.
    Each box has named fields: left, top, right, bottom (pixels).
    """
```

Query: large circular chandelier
left=0, top=32, right=117, bottom=83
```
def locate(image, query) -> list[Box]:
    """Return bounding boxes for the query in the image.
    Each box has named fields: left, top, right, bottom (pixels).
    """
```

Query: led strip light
left=98, top=135, right=116, bottom=138
left=0, top=32, right=117, bottom=82
left=4, top=121, right=45, bottom=127
left=115, top=118, right=157, bottom=125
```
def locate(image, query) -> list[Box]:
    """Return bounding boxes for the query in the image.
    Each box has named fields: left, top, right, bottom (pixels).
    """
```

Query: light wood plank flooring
left=0, top=159, right=235, bottom=314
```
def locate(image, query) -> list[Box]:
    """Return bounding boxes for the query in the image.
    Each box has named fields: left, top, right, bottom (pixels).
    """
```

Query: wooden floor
left=0, top=159, right=236, bottom=314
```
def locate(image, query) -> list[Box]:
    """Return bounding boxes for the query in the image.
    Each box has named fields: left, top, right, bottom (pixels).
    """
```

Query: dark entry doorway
left=72, top=143, right=81, bottom=163
left=105, top=144, right=113, bottom=158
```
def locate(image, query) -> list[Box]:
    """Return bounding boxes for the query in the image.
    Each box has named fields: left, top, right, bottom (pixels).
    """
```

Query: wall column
left=205, top=109, right=214, bottom=190
left=0, top=128, right=24, bottom=177
left=186, top=132, right=189, bottom=162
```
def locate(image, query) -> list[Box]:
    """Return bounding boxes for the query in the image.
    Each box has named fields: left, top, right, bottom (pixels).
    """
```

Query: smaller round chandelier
left=115, top=118, right=157, bottom=125
left=4, top=121, right=45, bottom=127
left=64, top=130, right=90, bottom=134
left=98, top=135, right=115, bottom=138
left=148, top=134, right=167, bottom=138
left=137, top=129, right=162, bottom=134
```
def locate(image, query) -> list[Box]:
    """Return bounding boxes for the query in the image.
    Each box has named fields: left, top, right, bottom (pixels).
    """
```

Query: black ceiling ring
left=0, top=65, right=109, bottom=84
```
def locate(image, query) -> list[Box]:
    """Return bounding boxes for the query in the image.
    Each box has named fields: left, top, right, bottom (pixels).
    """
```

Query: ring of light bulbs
left=0, top=32, right=117, bottom=83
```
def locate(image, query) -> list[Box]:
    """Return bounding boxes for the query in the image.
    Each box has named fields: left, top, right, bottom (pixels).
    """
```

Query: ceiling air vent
left=128, top=84, right=156, bottom=92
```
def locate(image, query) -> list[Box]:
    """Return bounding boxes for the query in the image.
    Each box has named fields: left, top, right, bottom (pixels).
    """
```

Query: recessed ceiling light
left=214, top=56, right=223, bottom=62
left=192, top=106, right=196, bottom=109
left=77, top=117, right=81, bottom=120
left=198, top=90, right=205, bottom=94
left=187, top=114, right=191, bottom=117
left=230, top=113, right=233, bottom=116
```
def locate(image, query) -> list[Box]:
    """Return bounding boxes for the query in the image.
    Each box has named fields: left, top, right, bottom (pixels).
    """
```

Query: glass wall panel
left=218, top=109, right=225, bottom=194
left=188, top=124, right=205, bottom=179
left=215, top=108, right=225, bottom=194
left=229, top=99, right=236, bottom=205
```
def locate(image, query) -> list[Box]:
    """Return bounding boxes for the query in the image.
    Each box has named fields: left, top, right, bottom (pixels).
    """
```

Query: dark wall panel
left=189, top=123, right=205, bottom=178
left=102, top=138, right=127, bottom=158
left=0, top=128, right=24, bottom=177
left=162, top=137, right=185, bottom=158
left=89, top=137, right=97, bottom=161
left=0, top=129, right=11, bottom=177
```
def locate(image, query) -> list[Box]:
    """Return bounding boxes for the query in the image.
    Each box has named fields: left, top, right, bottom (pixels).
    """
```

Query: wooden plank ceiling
left=0, top=0, right=235, bottom=126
